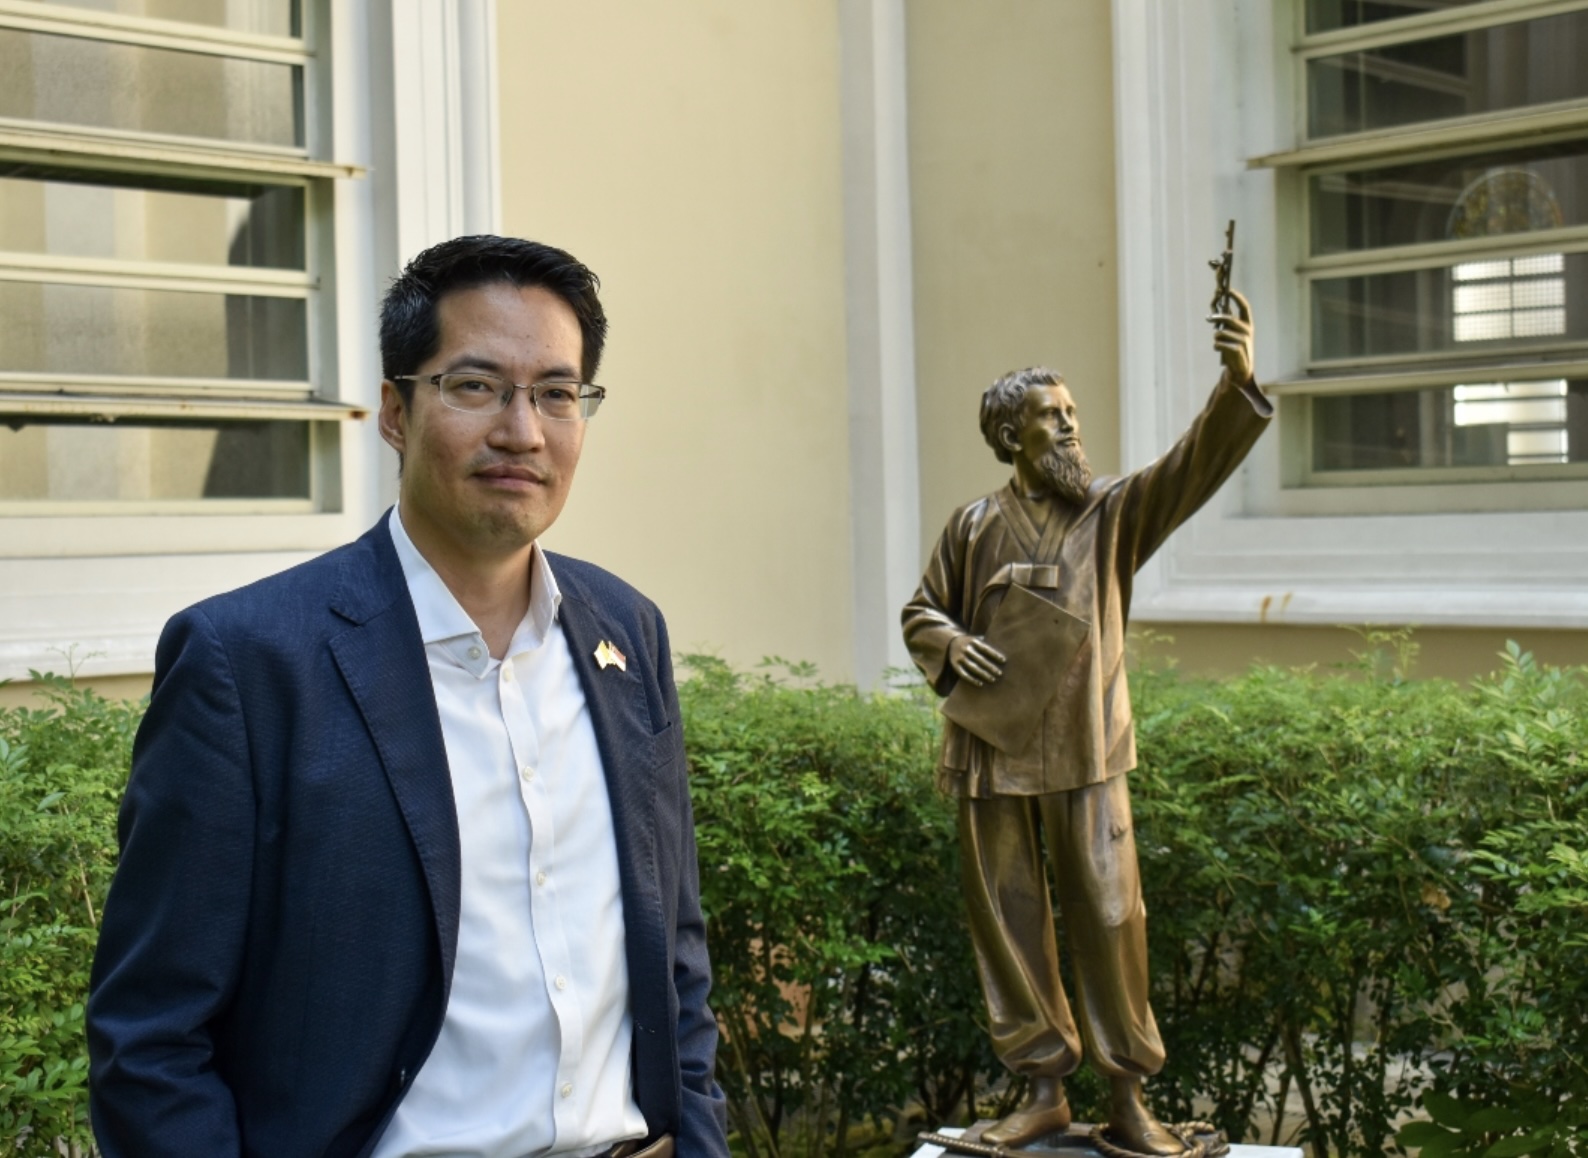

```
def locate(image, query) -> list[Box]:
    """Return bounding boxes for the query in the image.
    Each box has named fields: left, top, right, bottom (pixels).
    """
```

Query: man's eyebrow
left=438, top=355, right=582, bottom=380
left=440, top=355, right=507, bottom=375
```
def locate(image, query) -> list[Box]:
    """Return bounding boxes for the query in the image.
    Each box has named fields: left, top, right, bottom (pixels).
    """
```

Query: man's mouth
left=474, top=464, right=548, bottom=488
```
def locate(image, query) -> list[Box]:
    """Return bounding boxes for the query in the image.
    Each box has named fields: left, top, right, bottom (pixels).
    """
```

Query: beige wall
left=6, top=628, right=1584, bottom=711
left=906, top=0, right=1122, bottom=548
left=9, top=7, right=1578, bottom=701
left=1139, top=623, right=1588, bottom=682
left=0, top=672, right=151, bottom=709
left=496, top=4, right=855, bottom=679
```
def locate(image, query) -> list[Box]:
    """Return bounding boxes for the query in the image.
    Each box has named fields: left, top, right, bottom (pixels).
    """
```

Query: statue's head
left=979, top=366, right=1093, bottom=504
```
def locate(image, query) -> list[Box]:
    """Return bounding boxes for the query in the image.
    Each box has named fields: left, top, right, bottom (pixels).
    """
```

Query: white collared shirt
left=372, top=509, right=648, bottom=1158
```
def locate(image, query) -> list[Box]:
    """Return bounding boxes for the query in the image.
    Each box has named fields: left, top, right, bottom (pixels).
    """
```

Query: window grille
left=0, top=0, right=364, bottom=512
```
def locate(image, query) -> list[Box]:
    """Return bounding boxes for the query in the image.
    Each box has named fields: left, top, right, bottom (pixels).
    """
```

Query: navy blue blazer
left=87, top=514, right=729, bottom=1158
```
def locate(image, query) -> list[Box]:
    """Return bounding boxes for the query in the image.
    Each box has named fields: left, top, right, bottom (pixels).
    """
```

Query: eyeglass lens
left=435, top=373, right=599, bottom=420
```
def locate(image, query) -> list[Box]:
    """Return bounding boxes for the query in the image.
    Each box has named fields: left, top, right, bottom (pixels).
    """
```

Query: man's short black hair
left=980, top=366, right=1064, bottom=464
left=380, top=235, right=608, bottom=405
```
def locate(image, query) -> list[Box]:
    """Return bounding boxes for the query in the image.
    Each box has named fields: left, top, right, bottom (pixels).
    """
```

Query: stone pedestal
left=910, top=1124, right=1303, bottom=1158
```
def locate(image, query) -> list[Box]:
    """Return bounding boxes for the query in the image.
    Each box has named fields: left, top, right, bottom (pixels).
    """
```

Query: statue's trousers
left=957, top=775, right=1166, bottom=1080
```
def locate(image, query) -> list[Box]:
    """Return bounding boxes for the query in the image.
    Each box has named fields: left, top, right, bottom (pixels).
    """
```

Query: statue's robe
left=903, top=371, right=1273, bottom=798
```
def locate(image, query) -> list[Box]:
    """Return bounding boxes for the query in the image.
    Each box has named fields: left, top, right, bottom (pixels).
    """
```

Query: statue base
left=911, top=1123, right=1302, bottom=1158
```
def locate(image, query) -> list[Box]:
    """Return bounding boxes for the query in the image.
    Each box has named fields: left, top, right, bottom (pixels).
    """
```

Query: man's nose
left=490, top=387, right=546, bottom=449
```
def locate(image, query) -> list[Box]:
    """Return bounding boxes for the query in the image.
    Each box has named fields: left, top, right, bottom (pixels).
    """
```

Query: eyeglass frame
left=390, top=372, right=607, bottom=420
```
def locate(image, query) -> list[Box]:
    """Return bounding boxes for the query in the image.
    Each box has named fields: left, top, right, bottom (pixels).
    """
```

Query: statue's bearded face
left=1008, top=383, right=1092, bottom=504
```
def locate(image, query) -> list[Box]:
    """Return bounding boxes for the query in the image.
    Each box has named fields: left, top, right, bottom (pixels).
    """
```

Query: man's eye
left=538, top=384, right=576, bottom=403
left=455, top=377, right=496, bottom=394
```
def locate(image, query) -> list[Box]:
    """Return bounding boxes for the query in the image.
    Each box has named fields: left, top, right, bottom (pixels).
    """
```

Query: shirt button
left=520, top=765, right=534, bottom=783
left=536, top=870, right=547, bottom=886
left=501, top=662, right=514, bottom=682
left=555, top=975, right=568, bottom=990
left=560, top=1082, right=573, bottom=1099
left=467, top=645, right=481, bottom=660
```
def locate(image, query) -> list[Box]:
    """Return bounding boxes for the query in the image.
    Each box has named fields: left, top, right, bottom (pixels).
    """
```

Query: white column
left=368, top=0, right=503, bottom=515
left=841, top=0, right=922, bottom=688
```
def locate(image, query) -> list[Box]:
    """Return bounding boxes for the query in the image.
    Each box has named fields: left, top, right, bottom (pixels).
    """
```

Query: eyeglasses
left=392, top=373, right=606, bottom=420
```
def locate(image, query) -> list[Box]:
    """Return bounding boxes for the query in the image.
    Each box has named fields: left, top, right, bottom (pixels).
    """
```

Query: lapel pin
left=594, top=640, right=627, bottom=672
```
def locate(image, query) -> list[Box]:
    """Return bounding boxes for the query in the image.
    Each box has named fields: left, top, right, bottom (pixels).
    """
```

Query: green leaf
left=1425, top=1092, right=1473, bottom=1130
left=1468, top=1109, right=1530, bottom=1133
left=1402, top=1121, right=1461, bottom=1147
left=1418, top=1129, right=1472, bottom=1158
left=1483, top=1130, right=1557, bottom=1158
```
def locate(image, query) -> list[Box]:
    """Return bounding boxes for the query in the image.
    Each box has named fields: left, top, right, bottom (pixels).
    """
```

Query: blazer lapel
left=556, top=592, right=671, bottom=1031
left=327, top=517, right=462, bottom=991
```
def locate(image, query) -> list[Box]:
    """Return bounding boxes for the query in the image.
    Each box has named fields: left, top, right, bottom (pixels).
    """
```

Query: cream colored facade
left=4, top=0, right=1586, bottom=710
left=495, top=0, right=1588, bottom=685
left=496, top=2, right=857, bottom=679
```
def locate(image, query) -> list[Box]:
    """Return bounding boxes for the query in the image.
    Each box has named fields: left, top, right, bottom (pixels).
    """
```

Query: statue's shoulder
left=943, top=490, right=1002, bottom=533
left=1087, top=473, right=1127, bottom=501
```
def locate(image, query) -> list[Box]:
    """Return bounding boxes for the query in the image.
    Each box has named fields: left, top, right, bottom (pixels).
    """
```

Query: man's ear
left=998, top=422, right=1022, bottom=456
left=378, top=380, right=407, bottom=456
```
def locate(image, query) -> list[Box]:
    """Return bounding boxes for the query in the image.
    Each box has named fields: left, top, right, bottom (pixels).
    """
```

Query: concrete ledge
left=911, top=1124, right=1303, bottom=1158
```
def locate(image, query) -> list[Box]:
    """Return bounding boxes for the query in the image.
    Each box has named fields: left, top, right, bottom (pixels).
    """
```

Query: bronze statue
left=901, top=252, right=1270, bottom=1154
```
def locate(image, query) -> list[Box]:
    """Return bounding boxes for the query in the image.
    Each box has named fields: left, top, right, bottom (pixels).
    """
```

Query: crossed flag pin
left=593, top=640, right=627, bottom=672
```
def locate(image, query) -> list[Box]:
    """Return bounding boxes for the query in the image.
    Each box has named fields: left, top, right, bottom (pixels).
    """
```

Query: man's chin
left=477, top=509, right=554, bottom=551
left=451, top=494, right=560, bottom=555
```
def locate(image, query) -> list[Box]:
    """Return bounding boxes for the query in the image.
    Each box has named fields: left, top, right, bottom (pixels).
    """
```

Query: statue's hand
left=1209, top=288, right=1255, bottom=385
left=948, top=634, right=1005, bottom=687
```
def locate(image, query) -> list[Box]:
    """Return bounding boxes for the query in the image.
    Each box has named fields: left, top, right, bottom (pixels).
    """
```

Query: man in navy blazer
left=87, top=236, right=730, bottom=1158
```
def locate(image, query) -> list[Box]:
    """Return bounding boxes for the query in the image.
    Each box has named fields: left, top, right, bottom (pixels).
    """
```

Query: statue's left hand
left=1209, top=288, right=1254, bottom=385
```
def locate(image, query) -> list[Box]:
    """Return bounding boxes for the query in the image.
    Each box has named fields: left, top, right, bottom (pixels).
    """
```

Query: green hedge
left=683, top=643, right=1587, bottom=1158
left=679, top=656, right=991, bottom=1158
left=2, top=644, right=1585, bottom=1157
left=0, top=676, right=138, bottom=1154
left=1128, top=641, right=1587, bottom=1158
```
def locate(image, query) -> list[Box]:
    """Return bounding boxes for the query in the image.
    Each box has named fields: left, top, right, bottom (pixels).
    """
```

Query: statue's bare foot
left=983, top=1076, right=1071, bottom=1148
left=1105, top=1077, right=1186, bottom=1156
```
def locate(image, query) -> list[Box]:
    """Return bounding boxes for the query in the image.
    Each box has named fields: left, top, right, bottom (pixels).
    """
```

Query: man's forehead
left=1024, top=382, right=1075, bottom=410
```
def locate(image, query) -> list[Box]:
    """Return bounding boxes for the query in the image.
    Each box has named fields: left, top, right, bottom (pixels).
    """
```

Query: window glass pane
left=0, top=29, right=302, bottom=147
left=1305, top=0, right=1487, bottom=35
left=0, top=419, right=310, bottom=500
left=1311, top=142, right=1588, bottom=254
left=34, top=0, right=300, bottom=38
left=1311, top=380, right=1588, bottom=470
left=0, top=282, right=308, bottom=379
left=1311, top=250, right=1588, bottom=360
left=0, top=168, right=304, bottom=269
left=1307, top=11, right=1588, bottom=139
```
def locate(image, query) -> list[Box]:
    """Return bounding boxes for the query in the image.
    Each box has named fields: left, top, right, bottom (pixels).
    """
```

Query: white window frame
left=1265, top=0, right=1588, bottom=492
left=0, top=0, right=501, bottom=683
left=1110, top=0, right=1588, bottom=631
left=0, top=0, right=366, bottom=532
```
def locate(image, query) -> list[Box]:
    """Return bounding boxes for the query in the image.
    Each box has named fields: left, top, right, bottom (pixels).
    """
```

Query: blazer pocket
left=646, top=721, right=681, bottom=769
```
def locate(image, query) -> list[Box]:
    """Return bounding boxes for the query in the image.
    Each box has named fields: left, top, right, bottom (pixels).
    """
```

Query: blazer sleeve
left=87, top=607, right=252, bottom=1158
left=656, top=611, right=731, bottom=1157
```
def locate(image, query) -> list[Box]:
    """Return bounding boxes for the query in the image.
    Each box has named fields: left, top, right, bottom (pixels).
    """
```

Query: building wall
left=495, top=2, right=856, bottom=679
left=1136, top=624, right=1588, bottom=682
left=906, top=0, right=1123, bottom=546
left=903, top=0, right=1588, bottom=683
left=0, top=673, right=152, bottom=710
left=5, top=4, right=1583, bottom=706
